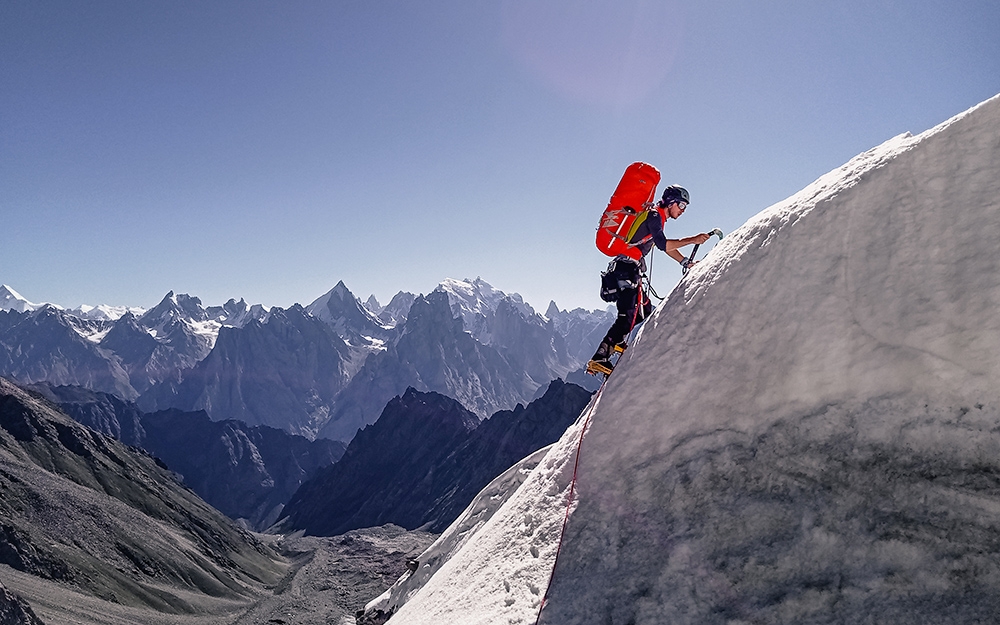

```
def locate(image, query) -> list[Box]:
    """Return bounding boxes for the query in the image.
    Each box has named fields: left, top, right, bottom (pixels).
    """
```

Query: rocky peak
left=376, top=291, right=416, bottom=326
left=400, top=291, right=464, bottom=339
left=139, top=291, right=208, bottom=327
left=364, top=294, right=382, bottom=315
left=306, top=282, right=392, bottom=346
left=282, top=388, right=479, bottom=535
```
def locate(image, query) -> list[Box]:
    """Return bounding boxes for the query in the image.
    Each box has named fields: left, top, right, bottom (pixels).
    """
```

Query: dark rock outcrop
left=26, top=383, right=146, bottom=445
left=0, top=581, right=45, bottom=625
left=284, top=389, right=480, bottom=535
left=283, top=380, right=593, bottom=535
left=140, top=408, right=345, bottom=529
left=420, top=378, right=593, bottom=531
left=545, top=301, right=614, bottom=366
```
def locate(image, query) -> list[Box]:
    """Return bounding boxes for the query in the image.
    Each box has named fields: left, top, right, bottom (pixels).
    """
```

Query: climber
left=587, top=185, right=712, bottom=376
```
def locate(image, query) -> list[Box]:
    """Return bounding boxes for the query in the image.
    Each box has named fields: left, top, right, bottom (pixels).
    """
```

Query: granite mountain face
left=137, top=304, right=354, bottom=438
left=373, top=290, right=417, bottom=327
left=0, top=306, right=135, bottom=400
left=314, top=283, right=597, bottom=442
left=545, top=301, right=615, bottom=366
left=315, top=290, right=547, bottom=442
left=122, top=292, right=267, bottom=392
left=305, top=281, right=396, bottom=351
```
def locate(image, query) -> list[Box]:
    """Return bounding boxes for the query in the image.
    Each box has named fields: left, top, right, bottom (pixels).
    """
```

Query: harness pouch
left=599, top=256, right=641, bottom=302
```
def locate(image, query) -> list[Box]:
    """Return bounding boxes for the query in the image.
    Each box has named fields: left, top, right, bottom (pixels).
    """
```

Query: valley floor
left=1, top=525, right=436, bottom=625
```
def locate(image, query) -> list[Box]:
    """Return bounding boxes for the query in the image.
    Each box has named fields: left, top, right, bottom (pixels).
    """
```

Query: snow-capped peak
left=0, top=285, right=149, bottom=320
left=307, top=281, right=389, bottom=329
left=434, top=278, right=539, bottom=339
left=70, top=303, right=147, bottom=321
left=0, top=284, right=45, bottom=313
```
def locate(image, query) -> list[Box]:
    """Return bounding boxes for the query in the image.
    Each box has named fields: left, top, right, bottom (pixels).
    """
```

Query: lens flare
left=500, top=0, right=684, bottom=108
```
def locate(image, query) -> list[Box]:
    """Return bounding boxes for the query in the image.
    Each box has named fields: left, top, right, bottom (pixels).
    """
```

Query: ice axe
left=682, top=228, right=724, bottom=274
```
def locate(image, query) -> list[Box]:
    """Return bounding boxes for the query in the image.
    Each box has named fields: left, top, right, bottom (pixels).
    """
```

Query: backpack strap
left=624, top=207, right=659, bottom=249
left=624, top=209, right=649, bottom=242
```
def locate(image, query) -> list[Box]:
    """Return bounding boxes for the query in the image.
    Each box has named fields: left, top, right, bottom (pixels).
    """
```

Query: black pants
left=596, top=287, right=652, bottom=357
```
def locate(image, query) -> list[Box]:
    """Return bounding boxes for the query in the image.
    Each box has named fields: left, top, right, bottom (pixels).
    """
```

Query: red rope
left=535, top=282, right=642, bottom=621
left=534, top=387, right=599, bottom=624
left=631, top=283, right=645, bottom=332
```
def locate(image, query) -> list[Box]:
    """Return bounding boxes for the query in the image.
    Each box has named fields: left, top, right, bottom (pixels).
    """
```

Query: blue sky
left=3, top=1, right=999, bottom=313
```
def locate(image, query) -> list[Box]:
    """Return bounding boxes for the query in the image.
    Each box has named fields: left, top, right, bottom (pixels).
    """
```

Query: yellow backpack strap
left=624, top=209, right=651, bottom=245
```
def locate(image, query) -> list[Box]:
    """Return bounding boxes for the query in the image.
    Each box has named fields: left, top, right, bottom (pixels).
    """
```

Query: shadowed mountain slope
left=28, top=383, right=345, bottom=530
left=0, top=377, right=283, bottom=617
left=283, top=380, right=593, bottom=536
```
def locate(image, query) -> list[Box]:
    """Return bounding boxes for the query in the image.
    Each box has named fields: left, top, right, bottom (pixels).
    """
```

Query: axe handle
left=683, top=244, right=700, bottom=274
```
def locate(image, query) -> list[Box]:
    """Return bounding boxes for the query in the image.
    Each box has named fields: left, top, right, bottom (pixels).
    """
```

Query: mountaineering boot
left=586, top=359, right=614, bottom=377
left=586, top=341, right=615, bottom=377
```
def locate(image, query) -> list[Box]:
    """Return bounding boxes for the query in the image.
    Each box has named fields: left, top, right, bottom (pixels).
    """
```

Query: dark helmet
left=660, top=185, right=690, bottom=206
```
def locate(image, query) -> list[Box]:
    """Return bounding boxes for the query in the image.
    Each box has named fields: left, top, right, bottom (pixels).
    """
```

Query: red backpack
left=595, top=162, right=661, bottom=261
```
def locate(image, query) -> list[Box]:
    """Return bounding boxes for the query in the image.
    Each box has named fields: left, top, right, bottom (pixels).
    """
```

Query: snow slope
left=382, top=93, right=1000, bottom=624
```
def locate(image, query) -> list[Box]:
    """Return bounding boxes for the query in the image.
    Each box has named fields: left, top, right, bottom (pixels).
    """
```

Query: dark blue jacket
left=629, top=208, right=668, bottom=261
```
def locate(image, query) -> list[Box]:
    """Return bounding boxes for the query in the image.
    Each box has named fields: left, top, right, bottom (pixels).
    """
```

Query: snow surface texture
left=365, top=445, right=552, bottom=616
left=373, top=406, right=595, bottom=622
left=383, top=93, right=1000, bottom=624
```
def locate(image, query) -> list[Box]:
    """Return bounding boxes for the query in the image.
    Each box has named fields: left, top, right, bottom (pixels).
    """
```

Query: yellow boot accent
left=586, top=359, right=614, bottom=377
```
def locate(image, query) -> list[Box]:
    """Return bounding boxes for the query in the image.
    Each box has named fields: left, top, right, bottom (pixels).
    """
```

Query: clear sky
left=3, top=1, right=999, bottom=313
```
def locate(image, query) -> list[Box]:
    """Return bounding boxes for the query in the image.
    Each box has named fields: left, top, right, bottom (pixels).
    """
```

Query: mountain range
left=1, top=279, right=611, bottom=442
